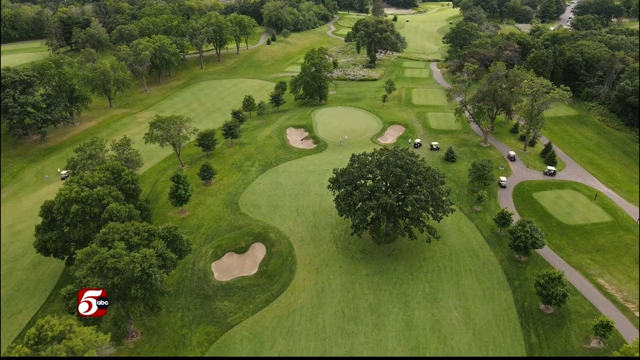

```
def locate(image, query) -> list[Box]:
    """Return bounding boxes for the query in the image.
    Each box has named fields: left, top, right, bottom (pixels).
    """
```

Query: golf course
left=1, top=1, right=637, bottom=357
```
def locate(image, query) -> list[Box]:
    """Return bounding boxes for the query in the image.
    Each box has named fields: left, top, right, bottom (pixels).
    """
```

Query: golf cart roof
left=546, top=166, right=556, bottom=171
left=499, top=176, right=507, bottom=181
left=60, top=170, right=69, bottom=175
left=414, top=139, right=421, bottom=143
left=431, top=142, right=439, bottom=145
left=508, top=151, right=516, bottom=156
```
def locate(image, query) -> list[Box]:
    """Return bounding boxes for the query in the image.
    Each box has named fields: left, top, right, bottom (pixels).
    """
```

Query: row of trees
left=443, top=10, right=639, bottom=129
left=452, top=0, right=564, bottom=24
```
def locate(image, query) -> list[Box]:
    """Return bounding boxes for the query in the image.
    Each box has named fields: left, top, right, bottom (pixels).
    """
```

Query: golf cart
left=507, top=151, right=516, bottom=162
left=498, top=176, right=507, bottom=188
left=413, top=139, right=422, bottom=149
left=543, top=166, right=557, bottom=177
left=429, top=142, right=440, bottom=151
left=58, top=168, right=70, bottom=180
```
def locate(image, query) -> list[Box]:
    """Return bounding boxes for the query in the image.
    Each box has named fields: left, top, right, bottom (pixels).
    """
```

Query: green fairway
left=206, top=106, right=525, bottom=356
left=533, top=190, right=612, bottom=225
left=333, top=27, right=351, bottom=36
left=395, top=8, right=460, bottom=59
left=427, top=112, right=460, bottom=130
left=544, top=103, right=579, bottom=117
left=404, top=68, right=431, bottom=78
left=542, top=101, right=639, bottom=206
left=283, top=65, right=301, bottom=72
left=0, top=39, right=49, bottom=67
left=412, top=88, right=447, bottom=106
left=515, top=181, right=639, bottom=326
left=402, top=60, right=428, bottom=68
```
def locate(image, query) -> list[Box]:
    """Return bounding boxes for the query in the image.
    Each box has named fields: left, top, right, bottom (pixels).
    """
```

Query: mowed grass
left=404, top=68, right=431, bottom=78
left=542, top=101, right=639, bottom=206
left=206, top=107, right=525, bottom=356
left=283, top=65, right=301, bottom=72
left=427, top=112, right=461, bottom=130
left=402, top=60, right=427, bottom=68
left=412, top=88, right=447, bottom=106
left=533, top=190, right=612, bottom=225
left=333, top=27, right=351, bottom=36
left=499, top=24, right=523, bottom=34
left=515, top=181, right=639, bottom=327
left=0, top=39, right=49, bottom=67
left=395, top=8, right=460, bottom=59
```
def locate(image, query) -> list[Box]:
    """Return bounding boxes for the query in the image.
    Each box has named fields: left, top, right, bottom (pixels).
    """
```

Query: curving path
left=185, top=32, right=270, bottom=59
left=430, top=62, right=639, bottom=344
left=327, top=15, right=345, bottom=40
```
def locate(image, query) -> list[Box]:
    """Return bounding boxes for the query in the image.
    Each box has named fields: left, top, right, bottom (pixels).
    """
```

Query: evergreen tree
left=510, top=121, right=520, bottom=134
left=540, top=141, right=553, bottom=158
left=544, top=149, right=558, bottom=166
left=271, top=33, right=276, bottom=41
left=242, top=95, right=257, bottom=117
left=444, top=146, right=458, bottom=162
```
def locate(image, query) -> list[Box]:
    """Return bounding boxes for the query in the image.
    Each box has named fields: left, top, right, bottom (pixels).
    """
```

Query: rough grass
left=205, top=106, right=525, bottom=356
left=544, top=103, right=580, bottom=117
left=0, top=39, right=49, bottom=67
left=514, top=181, right=639, bottom=327
left=427, top=112, right=461, bottom=130
left=404, top=68, right=431, bottom=78
left=532, top=190, right=612, bottom=225
left=395, top=8, right=460, bottom=60
left=411, top=88, right=447, bottom=106
left=542, top=101, right=639, bottom=206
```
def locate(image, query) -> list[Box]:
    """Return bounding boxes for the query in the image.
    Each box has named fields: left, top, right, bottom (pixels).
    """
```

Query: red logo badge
left=77, top=288, right=109, bottom=317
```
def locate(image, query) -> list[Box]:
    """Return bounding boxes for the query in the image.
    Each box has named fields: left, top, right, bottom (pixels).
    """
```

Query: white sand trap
left=377, top=125, right=406, bottom=144
left=287, top=127, right=317, bottom=149
left=211, top=243, right=267, bottom=281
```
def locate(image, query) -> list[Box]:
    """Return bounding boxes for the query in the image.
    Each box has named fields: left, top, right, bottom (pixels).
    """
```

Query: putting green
left=404, top=69, right=431, bottom=78
left=402, top=61, right=427, bottom=68
left=533, top=190, right=612, bottom=225
left=412, top=89, right=447, bottom=106
left=284, top=65, right=301, bottom=73
left=544, top=103, right=579, bottom=117
left=427, top=112, right=460, bottom=130
left=206, top=107, right=525, bottom=356
left=0, top=78, right=273, bottom=351
left=395, top=8, right=460, bottom=59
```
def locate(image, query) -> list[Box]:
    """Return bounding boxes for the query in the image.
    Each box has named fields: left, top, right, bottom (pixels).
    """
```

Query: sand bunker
left=377, top=125, right=406, bottom=144
left=287, top=127, right=317, bottom=149
left=211, top=243, right=267, bottom=281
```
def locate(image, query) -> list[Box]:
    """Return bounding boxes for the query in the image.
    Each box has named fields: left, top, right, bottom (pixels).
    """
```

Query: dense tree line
left=443, top=4, right=640, bottom=128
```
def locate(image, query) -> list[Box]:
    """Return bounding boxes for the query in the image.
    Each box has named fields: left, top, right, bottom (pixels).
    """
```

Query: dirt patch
left=597, top=278, right=639, bottom=317
left=377, top=125, right=405, bottom=144
left=383, top=4, right=416, bottom=14
left=539, top=304, right=554, bottom=314
left=211, top=242, right=267, bottom=281
left=586, top=337, right=605, bottom=348
left=287, top=128, right=317, bottom=149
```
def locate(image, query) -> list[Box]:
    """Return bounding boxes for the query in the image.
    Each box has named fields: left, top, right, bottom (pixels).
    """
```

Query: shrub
left=267, top=38, right=272, bottom=45
left=510, top=122, right=520, bottom=134
left=540, top=141, right=553, bottom=158
left=197, top=162, right=217, bottom=185
left=528, top=136, right=538, bottom=147
left=393, top=15, right=398, bottom=22
left=271, top=33, right=276, bottom=41
left=281, top=29, right=291, bottom=38
left=444, top=146, right=457, bottom=162
left=518, top=133, right=526, bottom=141
left=592, top=316, right=615, bottom=344
left=231, top=108, right=246, bottom=124
left=544, top=149, right=558, bottom=166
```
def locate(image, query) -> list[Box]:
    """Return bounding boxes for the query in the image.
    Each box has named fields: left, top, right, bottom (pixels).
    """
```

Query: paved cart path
left=327, top=15, right=344, bottom=40
left=430, top=62, right=639, bottom=344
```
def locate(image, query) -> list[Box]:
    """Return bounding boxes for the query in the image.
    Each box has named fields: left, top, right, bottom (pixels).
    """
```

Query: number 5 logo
left=78, top=288, right=109, bottom=317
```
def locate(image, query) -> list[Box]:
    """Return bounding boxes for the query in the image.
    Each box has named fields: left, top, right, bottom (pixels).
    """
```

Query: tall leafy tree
left=612, top=338, right=639, bottom=357
left=85, top=59, right=131, bottom=108
left=269, top=90, right=286, bottom=111
left=515, top=71, right=571, bottom=152
left=472, top=62, right=524, bottom=131
left=447, top=63, right=492, bottom=146
left=493, top=208, right=514, bottom=234
left=592, top=316, right=615, bottom=346
left=508, top=218, right=546, bottom=260
left=33, top=162, right=149, bottom=265
left=195, top=129, right=218, bottom=156
left=65, top=136, right=109, bottom=175
left=197, top=162, right=217, bottom=185
left=144, top=114, right=198, bottom=168
left=109, top=135, right=144, bottom=172
left=467, top=159, right=495, bottom=189
left=231, top=108, right=247, bottom=124
left=205, top=12, right=231, bottom=63
left=242, top=95, right=257, bottom=117
left=327, top=147, right=455, bottom=244
left=72, top=18, right=110, bottom=52
left=222, top=119, right=241, bottom=145
left=371, top=0, right=386, bottom=17
left=1, top=66, right=42, bottom=137
left=384, top=79, right=397, bottom=96
left=115, top=39, right=153, bottom=93
left=169, top=171, right=192, bottom=214
left=238, top=15, right=258, bottom=50
left=188, top=17, right=211, bottom=70
left=227, top=13, right=245, bottom=54
left=69, top=221, right=191, bottom=340
left=257, top=100, right=269, bottom=120
left=348, top=17, right=407, bottom=67
left=443, top=21, right=480, bottom=57
left=111, top=24, right=140, bottom=46
left=290, top=47, right=334, bottom=103
left=534, top=269, right=572, bottom=312
left=1, top=315, right=111, bottom=357
left=148, top=35, right=180, bottom=84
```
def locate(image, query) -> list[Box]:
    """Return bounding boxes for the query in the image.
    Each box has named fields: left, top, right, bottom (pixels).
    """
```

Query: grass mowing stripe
left=412, top=88, right=447, bottom=106
left=532, top=190, right=612, bottom=225
left=427, top=112, right=461, bottom=130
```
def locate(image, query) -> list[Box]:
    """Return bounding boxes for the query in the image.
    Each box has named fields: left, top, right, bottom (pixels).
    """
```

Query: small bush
left=540, top=141, right=553, bottom=158
left=231, top=108, right=246, bottom=124
left=266, top=38, right=271, bottom=45
left=510, top=122, right=520, bottom=134
left=518, top=133, right=526, bottom=141
left=392, top=15, right=398, bottom=22
left=271, top=33, right=276, bottom=41
left=444, top=146, right=457, bottom=162
left=528, top=136, right=538, bottom=147
left=544, top=149, right=558, bottom=166
left=281, top=29, right=291, bottom=38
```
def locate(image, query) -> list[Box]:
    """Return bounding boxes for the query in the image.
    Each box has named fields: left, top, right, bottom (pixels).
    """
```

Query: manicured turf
left=283, top=65, right=301, bottom=72
left=404, top=68, right=431, bottom=78
left=515, top=181, right=639, bottom=327
left=411, top=88, right=447, bottom=106
left=542, top=101, right=639, bottom=206
left=544, top=103, right=579, bottom=117
left=402, top=60, right=427, bottom=68
left=206, top=107, right=525, bottom=356
left=427, top=112, right=460, bottom=130
left=395, top=8, right=460, bottom=59
left=533, top=190, right=612, bottom=225
left=0, top=39, right=49, bottom=67
left=499, top=25, right=522, bottom=34
left=333, top=27, right=351, bottom=36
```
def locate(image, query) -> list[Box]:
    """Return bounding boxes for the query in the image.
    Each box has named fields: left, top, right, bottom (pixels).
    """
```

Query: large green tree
left=222, top=119, right=241, bottom=145
left=109, top=135, right=144, bottom=172
left=327, top=147, right=455, bottom=244
left=115, top=39, right=153, bottom=92
left=371, top=0, right=386, bottom=17
left=169, top=171, right=192, bottom=214
left=85, top=59, right=131, bottom=108
left=242, top=95, right=257, bottom=117
left=467, top=159, right=495, bottom=189
left=591, top=316, right=615, bottom=346
left=33, top=162, right=149, bottom=264
left=188, top=17, right=211, bottom=70
left=144, top=114, right=198, bottom=168
left=447, top=63, right=492, bottom=146
left=612, top=338, right=639, bottom=357
left=148, top=35, right=180, bottom=84
left=534, top=269, right=572, bottom=312
left=205, top=12, right=231, bottom=63
left=65, top=136, right=109, bottom=175
left=195, top=129, right=218, bottom=156
left=72, top=18, right=110, bottom=52
left=1, top=315, right=111, bottom=357
left=443, top=21, right=480, bottom=57
left=508, top=218, right=546, bottom=260
left=290, top=47, right=334, bottom=103
left=68, top=221, right=191, bottom=340
left=347, top=17, right=407, bottom=67
left=493, top=207, right=514, bottom=234
left=472, top=62, right=524, bottom=131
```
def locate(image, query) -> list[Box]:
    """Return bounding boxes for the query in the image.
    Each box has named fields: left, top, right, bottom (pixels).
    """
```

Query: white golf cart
left=429, top=142, right=440, bottom=151
left=413, top=139, right=422, bottom=149
left=507, top=151, right=516, bottom=162
left=543, top=166, right=557, bottom=177
left=58, top=168, right=70, bottom=180
left=498, top=176, right=507, bottom=188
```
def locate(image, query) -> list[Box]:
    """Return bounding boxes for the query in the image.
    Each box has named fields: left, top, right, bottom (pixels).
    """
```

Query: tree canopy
left=144, top=114, right=198, bottom=168
left=468, top=159, right=495, bottom=189
left=534, top=269, right=572, bottom=310
left=347, top=17, right=407, bottom=67
left=327, top=147, right=455, bottom=244
left=290, top=47, right=334, bottom=103
left=508, top=218, right=546, bottom=259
